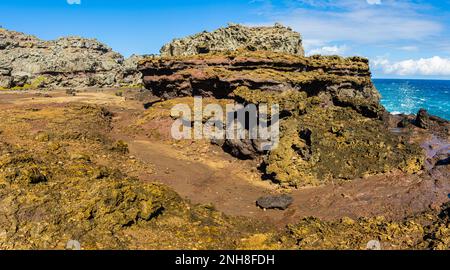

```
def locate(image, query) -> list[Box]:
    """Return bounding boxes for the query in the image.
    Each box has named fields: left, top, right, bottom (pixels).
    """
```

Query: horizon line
left=372, top=77, right=450, bottom=81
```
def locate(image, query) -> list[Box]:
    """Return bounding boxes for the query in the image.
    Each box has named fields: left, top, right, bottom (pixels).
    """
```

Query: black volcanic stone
left=398, top=117, right=412, bottom=128
left=415, top=108, right=431, bottom=129
left=256, top=194, right=293, bottom=210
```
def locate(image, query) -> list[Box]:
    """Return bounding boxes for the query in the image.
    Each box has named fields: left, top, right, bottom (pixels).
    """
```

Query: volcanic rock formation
left=160, top=23, right=304, bottom=57
left=0, top=28, right=143, bottom=89
left=0, top=24, right=449, bottom=250
left=139, top=50, right=424, bottom=187
left=139, top=51, right=382, bottom=115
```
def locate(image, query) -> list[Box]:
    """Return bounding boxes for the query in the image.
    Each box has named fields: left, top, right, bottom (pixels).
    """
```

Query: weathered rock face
left=139, top=51, right=383, bottom=117
left=160, top=23, right=304, bottom=57
left=0, top=28, right=143, bottom=89
left=262, top=101, right=423, bottom=186
left=139, top=51, right=424, bottom=187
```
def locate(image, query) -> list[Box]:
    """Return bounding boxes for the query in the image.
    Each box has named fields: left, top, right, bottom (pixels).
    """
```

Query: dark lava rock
left=413, top=109, right=450, bottom=137
left=256, top=194, right=293, bottom=210
left=213, top=137, right=267, bottom=160
left=438, top=202, right=450, bottom=219
left=415, top=108, right=431, bottom=129
left=436, top=155, right=450, bottom=166
left=398, top=117, right=412, bottom=128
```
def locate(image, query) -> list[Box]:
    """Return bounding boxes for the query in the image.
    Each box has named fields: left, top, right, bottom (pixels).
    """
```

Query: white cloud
left=307, top=45, right=348, bottom=56
left=280, top=8, right=441, bottom=45
left=252, top=0, right=442, bottom=49
left=302, top=39, right=326, bottom=48
left=398, top=46, right=419, bottom=52
left=67, top=0, right=81, bottom=4
left=373, top=56, right=450, bottom=76
left=367, top=0, right=381, bottom=5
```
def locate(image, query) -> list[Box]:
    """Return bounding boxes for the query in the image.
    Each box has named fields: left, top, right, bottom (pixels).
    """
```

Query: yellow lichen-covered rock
left=233, top=86, right=307, bottom=114
left=281, top=202, right=450, bottom=250
left=0, top=143, right=169, bottom=248
left=283, top=216, right=425, bottom=250
left=238, top=233, right=282, bottom=250
left=0, top=103, right=269, bottom=250
left=265, top=104, right=424, bottom=187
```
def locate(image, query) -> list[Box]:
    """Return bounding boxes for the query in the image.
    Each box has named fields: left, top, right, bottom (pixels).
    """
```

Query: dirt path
left=128, top=140, right=299, bottom=226
left=128, top=137, right=450, bottom=223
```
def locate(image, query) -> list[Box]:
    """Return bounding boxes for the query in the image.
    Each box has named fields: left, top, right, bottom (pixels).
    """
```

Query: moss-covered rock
left=279, top=202, right=450, bottom=250
left=266, top=104, right=424, bottom=187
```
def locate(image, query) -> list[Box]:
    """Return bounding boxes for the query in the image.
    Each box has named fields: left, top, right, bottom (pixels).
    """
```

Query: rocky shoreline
left=0, top=24, right=449, bottom=250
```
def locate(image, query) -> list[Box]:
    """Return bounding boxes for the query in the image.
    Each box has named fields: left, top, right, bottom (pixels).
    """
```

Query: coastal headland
left=0, top=24, right=449, bottom=250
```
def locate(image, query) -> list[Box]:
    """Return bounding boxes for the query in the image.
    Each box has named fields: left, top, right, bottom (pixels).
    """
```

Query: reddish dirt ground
left=1, top=89, right=449, bottom=228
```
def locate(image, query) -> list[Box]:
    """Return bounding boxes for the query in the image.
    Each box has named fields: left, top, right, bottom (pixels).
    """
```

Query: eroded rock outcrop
left=139, top=50, right=424, bottom=187
left=160, top=23, right=304, bottom=57
left=0, top=28, right=142, bottom=90
left=140, top=51, right=382, bottom=117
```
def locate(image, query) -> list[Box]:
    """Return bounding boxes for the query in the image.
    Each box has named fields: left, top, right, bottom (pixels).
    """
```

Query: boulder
left=0, top=75, right=12, bottom=88
left=256, top=194, right=294, bottom=210
left=416, top=108, right=431, bottom=129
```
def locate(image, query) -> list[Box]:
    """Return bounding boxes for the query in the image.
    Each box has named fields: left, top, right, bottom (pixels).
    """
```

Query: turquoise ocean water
left=373, top=79, right=450, bottom=120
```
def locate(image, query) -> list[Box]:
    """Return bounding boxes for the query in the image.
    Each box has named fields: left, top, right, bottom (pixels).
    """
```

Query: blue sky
left=1, top=0, right=450, bottom=79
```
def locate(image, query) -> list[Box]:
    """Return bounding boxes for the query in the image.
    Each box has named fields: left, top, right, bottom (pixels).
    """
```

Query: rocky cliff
left=0, top=28, right=142, bottom=90
left=140, top=50, right=382, bottom=117
left=160, top=23, right=304, bottom=57
left=139, top=50, right=424, bottom=187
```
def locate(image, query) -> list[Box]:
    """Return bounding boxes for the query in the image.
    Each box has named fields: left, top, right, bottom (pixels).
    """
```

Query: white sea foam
left=391, top=111, right=404, bottom=115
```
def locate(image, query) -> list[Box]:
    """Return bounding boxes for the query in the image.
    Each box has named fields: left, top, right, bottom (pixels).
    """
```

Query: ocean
left=373, top=79, right=450, bottom=120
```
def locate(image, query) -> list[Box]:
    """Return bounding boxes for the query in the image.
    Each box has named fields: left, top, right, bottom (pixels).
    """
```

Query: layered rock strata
left=140, top=51, right=383, bottom=116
